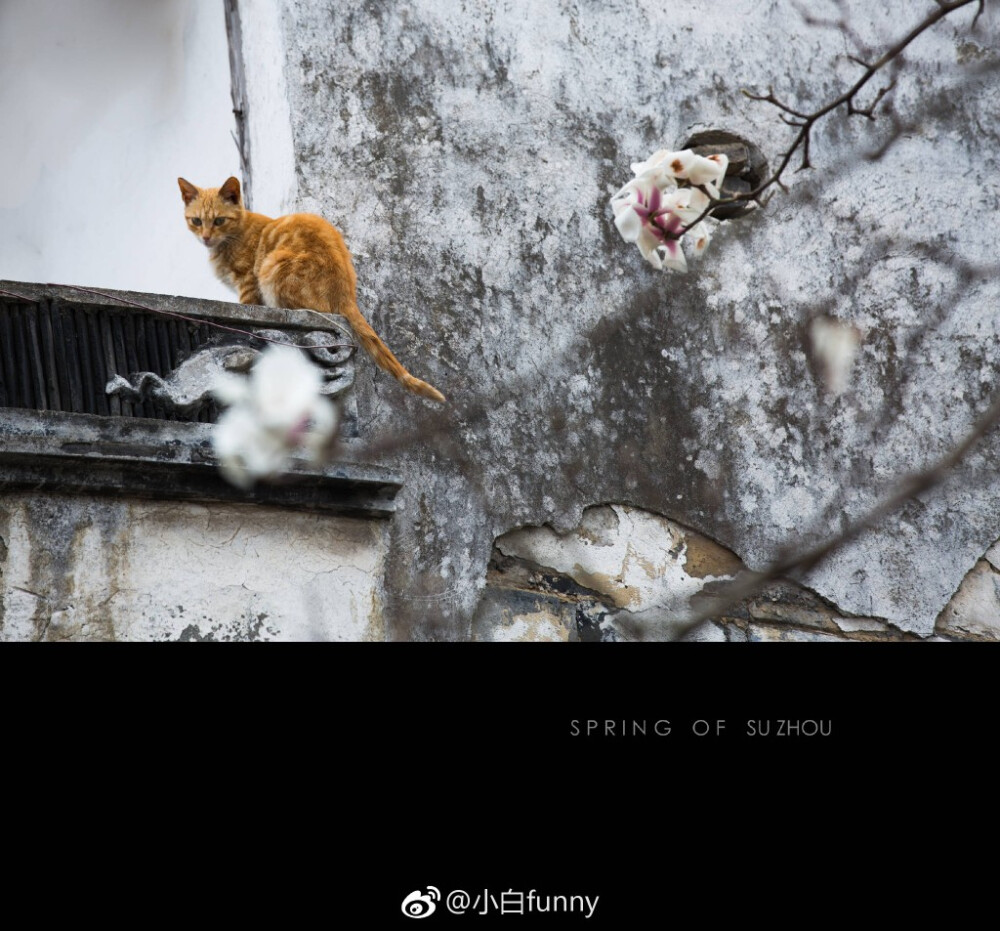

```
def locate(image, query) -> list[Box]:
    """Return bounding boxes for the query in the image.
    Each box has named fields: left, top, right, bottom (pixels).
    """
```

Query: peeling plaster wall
left=249, top=0, right=999, bottom=638
left=478, top=503, right=977, bottom=642
left=0, top=493, right=388, bottom=642
left=492, top=504, right=740, bottom=639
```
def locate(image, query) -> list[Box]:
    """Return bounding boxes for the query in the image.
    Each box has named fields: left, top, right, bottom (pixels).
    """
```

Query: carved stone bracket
left=105, top=328, right=356, bottom=417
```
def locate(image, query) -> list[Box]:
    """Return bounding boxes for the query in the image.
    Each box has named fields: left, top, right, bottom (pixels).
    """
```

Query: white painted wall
left=0, top=0, right=237, bottom=301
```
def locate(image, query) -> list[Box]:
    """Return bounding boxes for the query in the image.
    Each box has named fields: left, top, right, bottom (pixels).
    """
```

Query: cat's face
left=178, top=176, right=243, bottom=250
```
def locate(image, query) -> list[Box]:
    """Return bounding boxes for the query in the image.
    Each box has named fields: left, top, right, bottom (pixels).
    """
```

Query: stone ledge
left=0, top=408, right=401, bottom=519
left=0, top=279, right=348, bottom=333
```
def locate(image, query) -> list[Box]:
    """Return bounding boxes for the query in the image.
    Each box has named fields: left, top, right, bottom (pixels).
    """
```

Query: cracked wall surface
left=253, top=0, right=999, bottom=638
left=0, top=492, right=388, bottom=641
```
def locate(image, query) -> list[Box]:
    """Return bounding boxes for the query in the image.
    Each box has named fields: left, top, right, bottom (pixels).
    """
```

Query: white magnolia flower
left=611, top=176, right=689, bottom=271
left=211, top=344, right=340, bottom=488
left=610, top=149, right=725, bottom=272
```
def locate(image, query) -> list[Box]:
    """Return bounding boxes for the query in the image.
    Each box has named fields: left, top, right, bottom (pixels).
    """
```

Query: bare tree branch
left=671, top=0, right=985, bottom=235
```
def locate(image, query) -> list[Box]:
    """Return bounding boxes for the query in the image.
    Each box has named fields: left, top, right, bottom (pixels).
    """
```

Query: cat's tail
left=340, top=301, right=446, bottom=404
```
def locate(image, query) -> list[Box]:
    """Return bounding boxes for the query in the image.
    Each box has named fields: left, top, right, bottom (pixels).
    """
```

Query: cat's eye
left=214, top=217, right=226, bottom=226
left=190, top=217, right=202, bottom=227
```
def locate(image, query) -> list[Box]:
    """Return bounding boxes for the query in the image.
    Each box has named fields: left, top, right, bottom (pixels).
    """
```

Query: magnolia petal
left=614, top=205, right=643, bottom=243
left=633, top=149, right=696, bottom=181
left=685, top=152, right=729, bottom=187
left=657, top=234, right=688, bottom=273
left=611, top=180, right=645, bottom=230
left=251, top=345, right=325, bottom=431
left=663, top=150, right=697, bottom=179
left=646, top=183, right=663, bottom=215
left=636, top=228, right=664, bottom=269
left=610, top=193, right=634, bottom=218
left=687, top=187, right=711, bottom=211
left=654, top=211, right=684, bottom=242
left=690, top=221, right=712, bottom=254
left=659, top=187, right=691, bottom=218
left=630, top=148, right=671, bottom=177
left=661, top=247, right=688, bottom=273
left=213, top=406, right=286, bottom=488
left=662, top=187, right=689, bottom=207
left=244, top=430, right=291, bottom=479
left=665, top=187, right=712, bottom=225
left=212, top=405, right=258, bottom=462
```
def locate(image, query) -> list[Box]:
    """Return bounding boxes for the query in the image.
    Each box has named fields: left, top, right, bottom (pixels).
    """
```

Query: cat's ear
left=178, top=177, right=200, bottom=205
left=219, top=176, right=242, bottom=205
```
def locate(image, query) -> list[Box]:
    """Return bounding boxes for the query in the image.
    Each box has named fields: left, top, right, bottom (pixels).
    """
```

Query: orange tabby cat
left=177, top=175, right=445, bottom=403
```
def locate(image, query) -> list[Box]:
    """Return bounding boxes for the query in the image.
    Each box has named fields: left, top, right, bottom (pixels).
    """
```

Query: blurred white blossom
left=809, top=316, right=863, bottom=397
left=212, top=345, right=339, bottom=488
left=611, top=148, right=728, bottom=271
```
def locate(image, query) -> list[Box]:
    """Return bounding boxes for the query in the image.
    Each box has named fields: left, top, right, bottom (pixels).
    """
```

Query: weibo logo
left=401, top=887, right=441, bottom=919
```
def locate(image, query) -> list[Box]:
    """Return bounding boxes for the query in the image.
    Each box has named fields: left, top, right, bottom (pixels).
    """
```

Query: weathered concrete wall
left=0, top=492, right=388, bottom=641
left=242, top=0, right=998, bottom=638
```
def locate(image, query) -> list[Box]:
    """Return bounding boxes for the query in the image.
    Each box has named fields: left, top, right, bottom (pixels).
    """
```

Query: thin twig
left=662, top=387, right=1000, bottom=642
